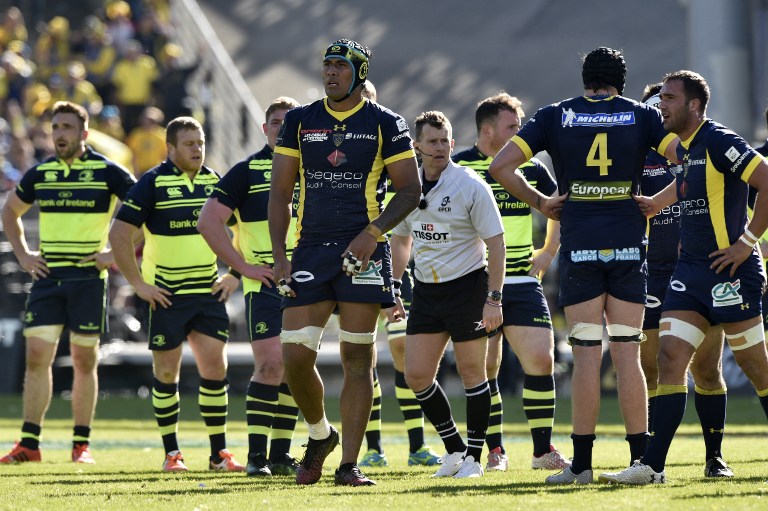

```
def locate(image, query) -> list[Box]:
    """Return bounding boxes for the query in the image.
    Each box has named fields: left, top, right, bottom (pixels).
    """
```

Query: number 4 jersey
left=511, top=95, right=676, bottom=251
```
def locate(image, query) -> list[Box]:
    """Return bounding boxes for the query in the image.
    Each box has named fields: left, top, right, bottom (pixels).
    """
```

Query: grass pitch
left=0, top=394, right=766, bottom=511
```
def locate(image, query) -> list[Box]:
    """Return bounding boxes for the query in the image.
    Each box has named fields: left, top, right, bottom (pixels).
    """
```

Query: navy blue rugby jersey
left=16, top=148, right=135, bottom=280
left=641, top=151, right=681, bottom=272
left=511, top=95, right=676, bottom=251
left=453, top=145, right=556, bottom=277
left=274, top=98, right=415, bottom=244
left=675, top=119, right=765, bottom=263
left=210, top=144, right=299, bottom=293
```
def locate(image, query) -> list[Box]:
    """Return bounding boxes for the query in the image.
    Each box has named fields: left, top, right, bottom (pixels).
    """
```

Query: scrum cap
left=582, top=47, right=626, bottom=95
left=324, top=39, right=370, bottom=98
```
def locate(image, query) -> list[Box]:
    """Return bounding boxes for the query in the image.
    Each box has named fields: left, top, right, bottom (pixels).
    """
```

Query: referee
left=391, top=111, right=505, bottom=479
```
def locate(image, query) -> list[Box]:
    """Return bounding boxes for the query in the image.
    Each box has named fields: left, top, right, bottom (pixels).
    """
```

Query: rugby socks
left=72, top=425, right=91, bottom=447
left=757, top=387, right=768, bottom=418
left=642, top=385, right=687, bottom=473
left=570, top=434, right=596, bottom=474
left=19, top=422, right=41, bottom=450
left=485, top=378, right=505, bottom=454
left=414, top=380, right=466, bottom=454
left=523, top=374, right=557, bottom=456
left=647, top=389, right=657, bottom=432
left=199, top=378, right=228, bottom=458
left=694, top=386, right=726, bottom=460
left=152, top=379, right=180, bottom=453
left=269, top=383, right=299, bottom=461
left=626, top=432, right=650, bottom=464
left=246, top=380, right=279, bottom=455
left=395, top=369, right=426, bottom=453
left=465, top=381, right=491, bottom=462
left=364, top=368, right=383, bottom=453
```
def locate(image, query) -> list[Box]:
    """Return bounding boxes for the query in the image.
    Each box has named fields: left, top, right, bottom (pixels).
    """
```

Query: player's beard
left=55, top=140, right=80, bottom=161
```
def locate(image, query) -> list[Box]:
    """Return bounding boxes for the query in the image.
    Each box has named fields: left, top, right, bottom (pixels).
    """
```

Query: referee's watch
left=487, top=290, right=502, bottom=302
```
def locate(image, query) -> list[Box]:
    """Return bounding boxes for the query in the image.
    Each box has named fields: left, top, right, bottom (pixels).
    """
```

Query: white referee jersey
left=392, top=160, right=504, bottom=283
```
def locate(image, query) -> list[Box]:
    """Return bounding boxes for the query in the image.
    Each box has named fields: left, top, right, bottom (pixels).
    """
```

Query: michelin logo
left=562, top=108, right=636, bottom=127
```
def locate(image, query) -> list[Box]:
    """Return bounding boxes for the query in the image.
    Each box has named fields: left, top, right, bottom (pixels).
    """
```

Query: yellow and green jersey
left=15, top=148, right=135, bottom=280
left=116, top=160, right=219, bottom=295
left=453, top=145, right=556, bottom=279
left=210, top=144, right=299, bottom=293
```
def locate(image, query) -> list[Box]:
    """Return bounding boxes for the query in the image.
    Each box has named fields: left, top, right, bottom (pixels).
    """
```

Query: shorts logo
left=712, top=280, right=743, bottom=307
left=615, top=247, right=641, bottom=260
left=24, top=312, right=34, bottom=324
left=670, top=280, right=686, bottom=292
left=474, top=320, right=485, bottom=331
left=598, top=249, right=615, bottom=262
left=646, top=294, right=661, bottom=309
left=352, top=259, right=384, bottom=285
left=152, top=335, right=166, bottom=347
left=254, top=322, right=268, bottom=334
left=291, top=271, right=315, bottom=283
left=571, top=250, right=597, bottom=262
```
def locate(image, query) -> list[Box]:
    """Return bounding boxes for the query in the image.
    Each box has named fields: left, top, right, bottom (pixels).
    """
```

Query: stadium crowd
left=1, top=1, right=768, bottom=491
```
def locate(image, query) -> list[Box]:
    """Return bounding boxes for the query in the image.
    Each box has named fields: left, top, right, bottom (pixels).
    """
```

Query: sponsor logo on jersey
left=391, top=132, right=409, bottom=142
left=326, top=150, right=347, bottom=168
left=333, top=133, right=344, bottom=147
left=438, top=196, right=451, bottom=212
left=305, top=168, right=363, bottom=189
left=352, top=259, right=384, bottom=285
left=728, top=149, right=749, bottom=173
left=300, top=129, right=331, bottom=143
left=570, top=250, right=597, bottom=262
left=725, top=146, right=741, bottom=162
left=167, top=187, right=183, bottom=197
left=413, top=222, right=450, bottom=244
left=345, top=132, right=378, bottom=141
left=205, top=185, right=215, bottom=196
left=711, top=279, right=743, bottom=307
left=569, top=180, right=632, bottom=201
left=396, top=118, right=409, bottom=132
left=562, top=108, right=636, bottom=127
left=679, top=198, right=708, bottom=216
left=78, top=170, right=94, bottom=182
left=44, top=171, right=57, bottom=182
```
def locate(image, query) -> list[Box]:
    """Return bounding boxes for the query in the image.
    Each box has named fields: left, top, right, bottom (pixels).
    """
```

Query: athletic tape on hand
left=278, top=278, right=293, bottom=297
left=342, top=252, right=364, bottom=275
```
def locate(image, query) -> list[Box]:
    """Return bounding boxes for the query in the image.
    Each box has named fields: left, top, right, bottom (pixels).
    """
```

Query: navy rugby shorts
left=282, top=241, right=395, bottom=309
left=558, top=249, right=647, bottom=307
left=146, top=294, right=229, bottom=351
left=24, top=277, right=107, bottom=334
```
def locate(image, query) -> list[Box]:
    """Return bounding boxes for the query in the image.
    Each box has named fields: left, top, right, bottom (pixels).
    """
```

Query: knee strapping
left=659, top=318, right=706, bottom=349
left=725, top=322, right=764, bottom=351
left=70, top=332, right=100, bottom=347
left=23, top=324, right=64, bottom=344
left=280, top=326, right=324, bottom=352
left=339, top=329, right=376, bottom=345
left=568, top=322, right=603, bottom=347
left=606, top=324, right=646, bottom=343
